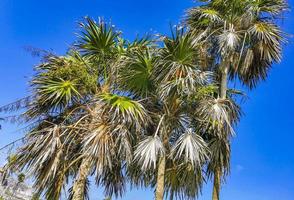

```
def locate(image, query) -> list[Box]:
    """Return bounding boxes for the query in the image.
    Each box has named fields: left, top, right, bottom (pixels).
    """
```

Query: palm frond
left=195, top=97, right=241, bottom=137
left=0, top=96, right=32, bottom=113
left=83, top=123, right=115, bottom=173
left=155, top=29, right=212, bottom=99
left=134, top=136, right=165, bottom=170
left=117, top=49, right=156, bottom=97
left=33, top=78, right=80, bottom=110
left=207, top=137, right=231, bottom=178
left=96, top=163, right=126, bottom=198
left=78, top=17, right=119, bottom=58
left=171, top=129, right=208, bottom=167
left=187, top=7, right=222, bottom=29
left=98, top=93, right=147, bottom=125
left=164, top=162, right=205, bottom=200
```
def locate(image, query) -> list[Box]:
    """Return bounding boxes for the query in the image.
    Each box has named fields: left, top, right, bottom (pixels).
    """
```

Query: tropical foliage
left=0, top=0, right=287, bottom=200
left=186, top=0, right=287, bottom=199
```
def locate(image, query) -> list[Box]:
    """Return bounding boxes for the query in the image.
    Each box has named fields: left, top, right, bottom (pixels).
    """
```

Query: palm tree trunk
left=72, top=80, right=108, bottom=200
left=212, top=166, right=221, bottom=200
left=72, top=157, right=92, bottom=200
left=220, top=65, right=228, bottom=99
left=155, top=155, right=166, bottom=200
left=212, top=64, right=229, bottom=200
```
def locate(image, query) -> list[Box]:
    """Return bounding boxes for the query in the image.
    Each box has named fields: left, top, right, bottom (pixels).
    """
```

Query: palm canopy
left=123, top=28, right=242, bottom=199
left=1, top=18, right=150, bottom=199
left=186, top=0, right=287, bottom=88
left=0, top=17, right=243, bottom=200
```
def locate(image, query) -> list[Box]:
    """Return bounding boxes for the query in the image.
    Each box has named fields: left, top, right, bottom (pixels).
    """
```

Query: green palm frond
left=118, top=49, right=156, bottom=97
left=36, top=53, right=97, bottom=93
left=78, top=17, right=119, bottom=58
left=126, top=36, right=153, bottom=52
left=187, top=7, right=222, bottom=28
left=246, top=0, right=288, bottom=16
left=115, top=36, right=152, bottom=57
left=33, top=78, right=80, bottom=109
left=98, top=93, right=147, bottom=124
left=24, top=52, right=98, bottom=118
left=155, top=29, right=212, bottom=99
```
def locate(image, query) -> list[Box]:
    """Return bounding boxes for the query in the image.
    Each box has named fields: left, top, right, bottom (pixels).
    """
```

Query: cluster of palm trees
left=0, top=0, right=287, bottom=199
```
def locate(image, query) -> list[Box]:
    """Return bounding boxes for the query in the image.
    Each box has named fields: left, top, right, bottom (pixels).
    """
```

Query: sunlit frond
left=114, top=125, right=133, bottom=164
left=248, top=21, right=282, bottom=62
left=171, top=129, right=208, bottom=167
left=236, top=21, right=283, bottom=88
left=218, top=26, right=240, bottom=51
left=187, top=0, right=287, bottom=90
left=134, top=136, right=165, bottom=170
left=11, top=124, right=68, bottom=196
left=98, top=93, right=147, bottom=125
left=83, top=123, right=114, bottom=173
left=33, top=78, right=80, bottom=109
left=245, top=0, right=288, bottom=16
left=195, top=97, right=241, bottom=136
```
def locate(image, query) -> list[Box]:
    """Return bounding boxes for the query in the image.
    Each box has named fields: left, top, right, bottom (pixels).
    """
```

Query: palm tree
left=187, top=0, right=287, bottom=199
left=122, top=28, right=220, bottom=200
left=69, top=18, right=152, bottom=200
left=7, top=51, right=98, bottom=200
left=1, top=18, right=150, bottom=200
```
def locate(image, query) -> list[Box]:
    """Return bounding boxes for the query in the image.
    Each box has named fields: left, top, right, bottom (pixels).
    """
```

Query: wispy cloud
left=236, top=164, right=245, bottom=173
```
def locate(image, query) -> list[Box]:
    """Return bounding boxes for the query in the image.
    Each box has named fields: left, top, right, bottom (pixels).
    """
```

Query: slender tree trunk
left=220, top=65, right=229, bottom=99
left=72, top=157, right=92, bottom=200
left=155, top=155, right=166, bottom=200
left=212, top=166, right=221, bottom=200
left=212, top=64, right=229, bottom=200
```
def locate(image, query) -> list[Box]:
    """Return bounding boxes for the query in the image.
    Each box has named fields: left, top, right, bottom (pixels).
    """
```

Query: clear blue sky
left=0, top=0, right=293, bottom=199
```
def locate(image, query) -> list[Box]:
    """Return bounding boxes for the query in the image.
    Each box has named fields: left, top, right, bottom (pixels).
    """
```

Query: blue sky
left=0, top=0, right=293, bottom=199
